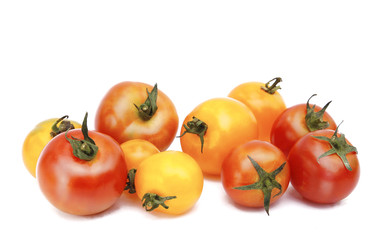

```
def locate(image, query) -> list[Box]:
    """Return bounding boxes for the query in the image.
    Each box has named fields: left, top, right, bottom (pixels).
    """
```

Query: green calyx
left=134, top=84, right=159, bottom=121
left=65, top=112, right=98, bottom=161
left=141, top=193, right=177, bottom=212
left=312, top=122, right=358, bottom=171
left=234, top=155, right=286, bottom=215
left=50, top=115, right=75, bottom=138
left=261, top=77, right=283, bottom=94
left=124, top=169, right=137, bottom=194
left=305, top=94, right=332, bottom=132
left=178, top=116, right=208, bottom=153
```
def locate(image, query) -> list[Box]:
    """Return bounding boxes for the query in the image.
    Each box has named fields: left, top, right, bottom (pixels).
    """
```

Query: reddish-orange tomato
left=36, top=114, right=127, bottom=215
left=95, top=82, right=179, bottom=151
left=271, top=94, right=337, bottom=156
left=221, top=140, right=290, bottom=215
left=179, top=98, right=258, bottom=176
left=228, top=78, right=286, bottom=141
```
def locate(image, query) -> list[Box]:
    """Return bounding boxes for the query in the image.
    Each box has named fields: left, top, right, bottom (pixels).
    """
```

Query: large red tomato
left=36, top=113, right=127, bottom=215
left=221, top=140, right=290, bottom=215
left=288, top=127, right=360, bottom=204
left=95, top=82, right=178, bottom=151
left=271, top=94, right=337, bottom=156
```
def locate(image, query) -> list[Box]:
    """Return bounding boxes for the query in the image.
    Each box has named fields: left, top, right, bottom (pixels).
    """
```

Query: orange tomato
left=228, top=78, right=286, bottom=141
left=179, top=98, right=258, bottom=176
left=95, top=82, right=178, bottom=151
left=120, top=139, right=160, bottom=171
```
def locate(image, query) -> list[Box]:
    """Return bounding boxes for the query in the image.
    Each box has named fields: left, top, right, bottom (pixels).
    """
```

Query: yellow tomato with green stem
left=133, top=151, right=203, bottom=215
left=179, top=97, right=258, bottom=176
left=22, top=116, right=81, bottom=177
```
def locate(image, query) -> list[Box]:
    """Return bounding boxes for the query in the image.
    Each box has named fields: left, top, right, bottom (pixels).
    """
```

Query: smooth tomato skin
left=22, top=118, right=81, bottom=177
left=135, top=151, right=204, bottom=215
left=228, top=82, right=286, bottom=141
left=120, top=139, right=160, bottom=171
left=36, top=129, right=128, bottom=215
left=221, top=140, right=290, bottom=207
left=95, top=82, right=179, bottom=151
left=270, top=103, right=337, bottom=156
left=180, top=98, right=258, bottom=176
left=288, top=130, right=360, bottom=204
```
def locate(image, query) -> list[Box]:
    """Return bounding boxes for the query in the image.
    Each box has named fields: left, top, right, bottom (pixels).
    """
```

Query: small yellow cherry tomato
left=135, top=151, right=204, bottom=215
left=120, top=139, right=160, bottom=171
left=22, top=116, right=81, bottom=177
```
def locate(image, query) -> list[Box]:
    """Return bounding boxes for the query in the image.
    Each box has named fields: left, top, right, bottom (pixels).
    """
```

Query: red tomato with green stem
left=221, top=140, right=290, bottom=215
left=271, top=94, right=337, bottom=156
left=37, top=113, right=128, bottom=216
left=288, top=124, right=360, bottom=204
left=95, top=82, right=179, bottom=151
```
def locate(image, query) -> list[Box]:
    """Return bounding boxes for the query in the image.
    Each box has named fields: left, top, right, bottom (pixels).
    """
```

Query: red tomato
left=228, top=78, right=286, bottom=141
left=95, top=82, right=179, bottom=151
left=288, top=128, right=360, bottom=204
left=36, top=114, right=127, bottom=215
left=221, top=140, right=290, bottom=215
left=271, top=94, right=337, bottom=156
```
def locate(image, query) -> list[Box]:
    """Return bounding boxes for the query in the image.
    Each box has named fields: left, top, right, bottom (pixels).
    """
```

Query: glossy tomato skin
left=228, top=82, right=286, bottom=141
left=22, top=118, right=81, bottom=177
left=180, top=98, right=258, bottom=176
left=270, top=103, right=336, bottom=156
left=36, top=129, right=128, bottom=215
left=135, top=151, right=204, bottom=215
left=288, top=130, right=360, bottom=204
left=95, top=82, right=179, bottom=151
left=221, top=140, right=290, bottom=208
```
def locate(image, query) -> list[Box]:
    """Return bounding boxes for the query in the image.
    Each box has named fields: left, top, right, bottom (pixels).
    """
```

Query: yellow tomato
left=22, top=116, right=81, bottom=177
left=228, top=78, right=286, bottom=141
left=120, top=139, right=160, bottom=171
left=135, top=151, right=203, bottom=215
left=179, top=98, right=258, bottom=176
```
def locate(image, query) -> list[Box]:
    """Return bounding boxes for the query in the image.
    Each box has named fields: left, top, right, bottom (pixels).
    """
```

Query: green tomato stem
left=141, top=193, right=177, bottom=212
left=65, top=112, right=98, bottom=161
left=261, top=77, right=283, bottom=94
left=50, top=115, right=75, bottom=138
left=178, top=116, right=208, bottom=153
left=233, top=155, right=286, bottom=215
left=134, top=84, right=159, bottom=121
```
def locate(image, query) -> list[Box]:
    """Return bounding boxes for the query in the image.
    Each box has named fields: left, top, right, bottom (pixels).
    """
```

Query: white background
left=1, top=1, right=389, bottom=239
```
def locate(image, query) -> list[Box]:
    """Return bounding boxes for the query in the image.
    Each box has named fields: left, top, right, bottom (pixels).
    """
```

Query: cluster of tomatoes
left=22, top=78, right=359, bottom=216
